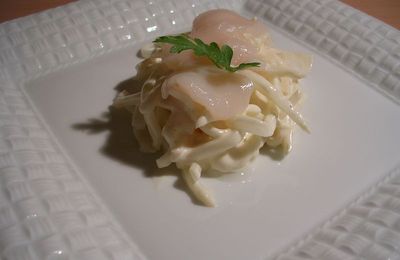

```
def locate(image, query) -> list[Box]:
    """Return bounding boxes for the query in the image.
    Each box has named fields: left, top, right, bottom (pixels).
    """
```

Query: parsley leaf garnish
left=153, top=34, right=260, bottom=72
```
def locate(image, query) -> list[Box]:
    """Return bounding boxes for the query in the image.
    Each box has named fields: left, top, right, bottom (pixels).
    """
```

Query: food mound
left=113, top=9, right=312, bottom=207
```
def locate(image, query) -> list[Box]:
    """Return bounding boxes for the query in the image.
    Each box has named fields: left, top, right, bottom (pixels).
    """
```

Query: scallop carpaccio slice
left=162, top=67, right=254, bottom=121
left=160, top=9, right=269, bottom=121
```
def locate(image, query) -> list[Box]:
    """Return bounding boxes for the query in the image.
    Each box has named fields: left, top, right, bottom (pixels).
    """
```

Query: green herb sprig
left=153, top=34, right=260, bottom=72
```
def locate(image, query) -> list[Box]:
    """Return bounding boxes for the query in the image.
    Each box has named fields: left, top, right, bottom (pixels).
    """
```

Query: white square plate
left=2, top=0, right=400, bottom=260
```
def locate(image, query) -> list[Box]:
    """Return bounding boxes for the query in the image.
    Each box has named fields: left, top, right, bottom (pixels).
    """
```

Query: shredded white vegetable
left=113, top=25, right=311, bottom=207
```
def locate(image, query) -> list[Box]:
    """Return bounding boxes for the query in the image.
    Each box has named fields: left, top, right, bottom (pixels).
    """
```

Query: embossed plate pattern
left=0, top=0, right=400, bottom=260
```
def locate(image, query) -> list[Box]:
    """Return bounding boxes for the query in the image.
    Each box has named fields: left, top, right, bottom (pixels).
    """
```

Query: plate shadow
left=71, top=77, right=203, bottom=206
